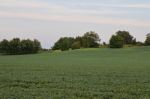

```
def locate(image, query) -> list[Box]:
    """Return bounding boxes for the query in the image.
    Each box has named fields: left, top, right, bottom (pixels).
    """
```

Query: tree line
left=0, top=30, right=150, bottom=54
left=52, top=31, right=150, bottom=51
left=0, top=38, right=41, bottom=55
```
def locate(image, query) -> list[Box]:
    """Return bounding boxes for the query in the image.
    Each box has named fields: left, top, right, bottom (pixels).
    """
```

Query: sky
left=0, top=0, right=150, bottom=48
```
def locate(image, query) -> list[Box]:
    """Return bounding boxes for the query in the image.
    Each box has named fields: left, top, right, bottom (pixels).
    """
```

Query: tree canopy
left=52, top=37, right=74, bottom=51
left=82, top=31, right=100, bottom=48
left=52, top=31, right=100, bottom=51
left=109, top=35, right=124, bottom=48
left=145, top=33, right=150, bottom=46
left=116, top=31, right=134, bottom=44
left=0, top=38, right=41, bottom=55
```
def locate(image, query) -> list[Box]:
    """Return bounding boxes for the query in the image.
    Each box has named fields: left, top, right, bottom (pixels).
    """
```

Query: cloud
left=0, top=0, right=65, bottom=9
left=0, top=10, right=149, bottom=27
left=1, top=0, right=150, bottom=10
left=124, top=4, right=150, bottom=9
left=0, top=0, right=150, bottom=27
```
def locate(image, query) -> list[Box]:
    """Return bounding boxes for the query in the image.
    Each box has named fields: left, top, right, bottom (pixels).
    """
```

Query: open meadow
left=0, top=47, right=150, bottom=99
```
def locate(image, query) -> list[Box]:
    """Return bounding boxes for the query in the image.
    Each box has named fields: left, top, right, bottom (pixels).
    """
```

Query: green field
left=0, top=47, right=150, bottom=99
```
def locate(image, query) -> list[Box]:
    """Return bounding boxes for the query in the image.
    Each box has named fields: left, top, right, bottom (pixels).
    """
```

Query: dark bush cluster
left=52, top=31, right=100, bottom=51
left=0, top=38, right=41, bottom=55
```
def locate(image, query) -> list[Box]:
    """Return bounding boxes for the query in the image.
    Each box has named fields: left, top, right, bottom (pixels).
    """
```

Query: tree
left=0, top=38, right=41, bottom=55
left=71, top=41, right=81, bottom=50
left=145, top=33, right=150, bottom=45
left=33, top=39, right=41, bottom=53
left=9, top=38, right=21, bottom=54
left=132, top=38, right=137, bottom=45
left=52, top=31, right=101, bottom=51
left=0, top=39, right=9, bottom=53
left=52, top=37, right=74, bottom=51
left=60, top=38, right=70, bottom=51
left=52, top=39, right=62, bottom=50
left=82, top=31, right=100, bottom=48
left=20, top=39, right=35, bottom=54
left=74, top=36, right=83, bottom=47
left=116, top=31, right=133, bottom=44
left=109, top=35, right=124, bottom=48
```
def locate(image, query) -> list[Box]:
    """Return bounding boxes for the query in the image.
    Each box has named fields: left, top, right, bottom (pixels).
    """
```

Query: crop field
left=0, top=47, right=150, bottom=99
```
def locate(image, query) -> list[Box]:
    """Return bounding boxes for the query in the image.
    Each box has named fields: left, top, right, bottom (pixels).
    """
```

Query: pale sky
left=0, top=0, right=150, bottom=48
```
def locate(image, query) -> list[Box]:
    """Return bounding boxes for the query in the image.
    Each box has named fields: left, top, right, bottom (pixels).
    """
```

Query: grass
left=0, top=47, right=150, bottom=99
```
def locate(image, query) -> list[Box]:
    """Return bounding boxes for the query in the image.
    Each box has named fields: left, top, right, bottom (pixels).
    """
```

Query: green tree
left=82, top=31, right=100, bottom=48
left=9, top=38, right=21, bottom=54
left=132, top=38, right=137, bottom=45
left=20, top=39, right=34, bottom=54
left=33, top=39, right=41, bottom=53
left=0, top=38, right=41, bottom=55
left=52, top=37, right=74, bottom=51
left=145, top=33, right=150, bottom=45
left=74, top=36, right=83, bottom=47
left=109, top=35, right=124, bottom=48
left=116, top=31, right=134, bottom=44
left=0, top=39, right=9, bottom=53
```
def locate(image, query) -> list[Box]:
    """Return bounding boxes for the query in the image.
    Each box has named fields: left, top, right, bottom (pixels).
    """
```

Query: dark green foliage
left=0, top=38, right=41, bottom=55
left=116, top=31, right=134, bottom=44
left=109, top=35, right=124, bottom=48
left=145, top=33, right=150, bottom=45
left=9, top=38, right=21, bottom=54
left=132, top=38, right=137, bottom=45
left=52, top=31, right=100, bottom=51
left=0, top=39, right=9, bottom=53
left=20, top=39, right=34, bottom=54
left=33, top=39, right=41, bottom=53
left=74, top=36, right=83, bottom=46
left=71, top=41, right=81, bottom=50
left=81, top=31, right=100, bottom=48
left=52, top=37, right=74, bottom=51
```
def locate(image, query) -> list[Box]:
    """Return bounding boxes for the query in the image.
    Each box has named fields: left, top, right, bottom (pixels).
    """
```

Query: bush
left=109, top=35, right=124, bottom=48
left=71, top=41, right=81, bottom=50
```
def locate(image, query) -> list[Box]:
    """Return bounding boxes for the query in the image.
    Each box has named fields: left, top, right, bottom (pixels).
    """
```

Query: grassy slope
left=0, top=47, right=150, bottom=99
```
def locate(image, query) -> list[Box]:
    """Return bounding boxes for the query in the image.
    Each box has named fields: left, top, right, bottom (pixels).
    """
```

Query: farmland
left=0, top=47, right=150, bottom=99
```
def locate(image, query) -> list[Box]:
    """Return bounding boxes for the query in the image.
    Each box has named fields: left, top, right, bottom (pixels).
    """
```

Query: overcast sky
left=0, top=0, right=150, bottom=48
